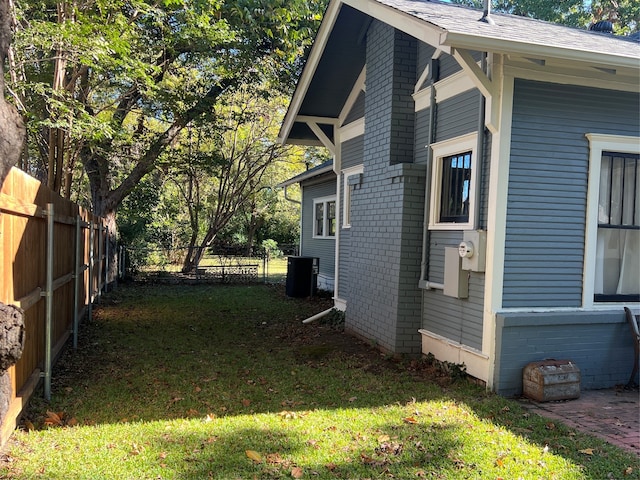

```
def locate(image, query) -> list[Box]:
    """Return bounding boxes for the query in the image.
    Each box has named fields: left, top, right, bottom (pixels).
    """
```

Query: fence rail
left=0, top=167, right=108, bottom=447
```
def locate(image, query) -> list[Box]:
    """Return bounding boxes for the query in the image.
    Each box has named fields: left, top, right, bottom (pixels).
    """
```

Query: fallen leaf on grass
left=44, top=411, right=64, bottom=427
left=278, top=410, right=307, bottom=419
left=624, top=467, right=634, bottom=475
left=266, top=453, right=285, bottom=464
left=291, top=466, right=303, bottom=478
left=242, top=399, right=251, bottom=407
left=130, top=443, right=142, bottom=456
left=44, top=411, right=77, bottom=428
left=377, top=441, right=403, bottom=455
left=403, top=417, right=418, bottom=424
left=579, top=448, right=595, bottom=455
left=246, top=450, right=263, bottom=463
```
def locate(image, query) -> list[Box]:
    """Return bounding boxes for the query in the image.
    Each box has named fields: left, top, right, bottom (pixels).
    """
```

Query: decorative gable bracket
left=452, top=48, right=501, bottom=134
left=295, top=116, right=338, bottom=155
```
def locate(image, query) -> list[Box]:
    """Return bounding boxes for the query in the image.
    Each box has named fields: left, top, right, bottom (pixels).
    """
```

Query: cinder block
left=523, top=360, right=580, bottom=402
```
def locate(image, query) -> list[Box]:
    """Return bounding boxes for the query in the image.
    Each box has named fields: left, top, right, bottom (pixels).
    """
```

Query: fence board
left=0, top=167, right=108, bottom=448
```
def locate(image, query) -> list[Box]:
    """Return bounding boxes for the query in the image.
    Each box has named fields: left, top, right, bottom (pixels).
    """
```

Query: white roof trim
left=277, top=164, right=335, bottom=188
left=442, top=31, right=639, bottom=70
left=281, top=0, right=640, bottom=145
left=279, top=0, right=344, bottom=145
left=343, top=0, right=449, bottom=51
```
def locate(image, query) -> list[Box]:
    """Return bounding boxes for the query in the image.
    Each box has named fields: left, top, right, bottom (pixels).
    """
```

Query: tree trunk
left=182, top=229, right=216, bottom=273
left=101, top=210, right=119, bottom=287
left=0, top=0, right=25, bottom=188
left=181, top=234, right=201, bottom=273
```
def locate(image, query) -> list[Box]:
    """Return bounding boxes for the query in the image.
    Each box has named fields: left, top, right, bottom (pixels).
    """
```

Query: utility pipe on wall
left=475, top=53, right=488, bottom=229
left=419, top=57, right=440, bottom=287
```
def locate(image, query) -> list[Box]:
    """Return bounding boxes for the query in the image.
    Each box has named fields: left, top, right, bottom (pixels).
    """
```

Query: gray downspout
left=475, top=53, right=487, bottom=229
left=419, top=58, right=440, bottom=286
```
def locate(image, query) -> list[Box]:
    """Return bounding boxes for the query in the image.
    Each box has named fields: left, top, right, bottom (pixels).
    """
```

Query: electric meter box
left=444, top=247, right=469, bottom=299
left=460, top=230, right=486, bottom=272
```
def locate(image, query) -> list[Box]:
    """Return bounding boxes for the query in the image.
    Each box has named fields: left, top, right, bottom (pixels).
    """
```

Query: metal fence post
left=119, top=246, right=124, bottom=279
left=73, top=215, right=81, bottom=349
left=104, top=225, right=109, bottom=293
left=88, top=220, right=94, bottom=322
left=97, top=222, right=103, bottom=301
left=43, top=203, right=54, bottom=401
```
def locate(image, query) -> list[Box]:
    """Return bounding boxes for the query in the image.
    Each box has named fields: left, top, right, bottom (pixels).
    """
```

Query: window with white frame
left=313, top=196, right=336, bottom=238
left=585, top=134, right=640, bottom=304
left=342, top=165, right=363, bottom=228
left=428, top=132, right=478, bottom=230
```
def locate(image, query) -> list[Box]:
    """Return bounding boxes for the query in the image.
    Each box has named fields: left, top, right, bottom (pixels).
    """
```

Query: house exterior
left=279, top=161, right=337, bottom=291
left=278, top=0, right=640, bottom=396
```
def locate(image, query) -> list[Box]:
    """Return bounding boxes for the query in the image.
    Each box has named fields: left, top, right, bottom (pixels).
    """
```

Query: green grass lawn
left=2, top=284, right=638, bottom=479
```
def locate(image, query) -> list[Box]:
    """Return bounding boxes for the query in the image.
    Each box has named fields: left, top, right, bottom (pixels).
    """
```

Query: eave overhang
left=279, top=0, right=640, bottom=146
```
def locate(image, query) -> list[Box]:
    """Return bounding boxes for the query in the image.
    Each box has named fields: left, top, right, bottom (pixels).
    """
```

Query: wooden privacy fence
left=0, top=167, right=111, bottom=446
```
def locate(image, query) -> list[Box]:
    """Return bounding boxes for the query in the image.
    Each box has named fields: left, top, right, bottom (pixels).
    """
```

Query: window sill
left=428, top=222, right=475, bottom=231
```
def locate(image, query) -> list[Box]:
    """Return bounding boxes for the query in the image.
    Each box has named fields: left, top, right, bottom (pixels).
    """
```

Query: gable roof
left=277, top=160, right=335, bottom=188
left=280, top=0, right=640, bottom=145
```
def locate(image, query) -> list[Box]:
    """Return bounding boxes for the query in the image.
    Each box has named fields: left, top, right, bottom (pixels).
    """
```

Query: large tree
left=7, top=0, right=326, bottom=279
left=161, top=88, right=303, bottom=272
left=0, top=0, right=25, bottom=187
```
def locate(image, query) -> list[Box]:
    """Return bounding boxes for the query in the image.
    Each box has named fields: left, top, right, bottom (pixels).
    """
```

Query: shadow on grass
left=14, top=283, right=639, bottom=479
left=156, top=422, right=464, bottom=479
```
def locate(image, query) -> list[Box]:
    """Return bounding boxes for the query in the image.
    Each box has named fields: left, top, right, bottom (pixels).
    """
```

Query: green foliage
left=10, top=0, right=327, bottom=219
left=261, top=239, right=282, bottom=258
left=452, top=0, right=638, bottom=32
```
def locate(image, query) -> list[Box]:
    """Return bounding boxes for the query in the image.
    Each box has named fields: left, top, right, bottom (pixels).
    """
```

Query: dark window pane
left=440, top=152, right=472, bottom=223
left=315, top=203, right=324, bottom=236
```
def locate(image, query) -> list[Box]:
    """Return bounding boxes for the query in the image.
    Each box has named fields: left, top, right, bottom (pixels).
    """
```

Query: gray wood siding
left=436, top=89, right=481, bottom=141
left=342, top=136, right=364, bottom=170
left=422, top=230, right=484, bottom=350
left=414, top=108, right=430, bottom=166
left=504, top=79, right=640, bottom=308
left=417, top=87, right=485, bottom=351
left=479, top=131, right=491, bottom=229
left=344, top=91, right=365, bottom=125
left=301, top=181, right=336, bottom=280
left=422, top=277, right=485, bottom=350
left=338, top=135, right=364, bottom=300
